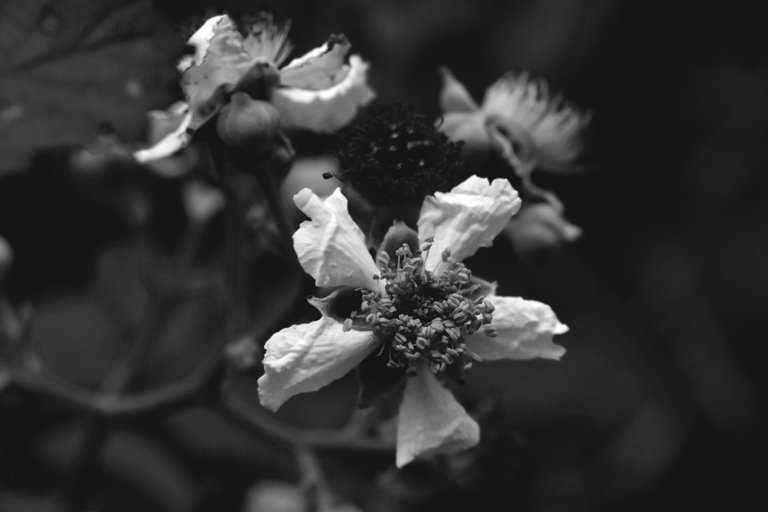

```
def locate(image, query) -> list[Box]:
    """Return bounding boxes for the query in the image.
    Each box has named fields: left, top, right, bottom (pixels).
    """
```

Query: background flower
left=135, top=13, right=374, bottom=162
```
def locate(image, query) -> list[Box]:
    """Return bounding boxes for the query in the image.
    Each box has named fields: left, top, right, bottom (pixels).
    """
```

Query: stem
left=254, top=165, right=295, bottom=256
left=294, top=444, right=331, bottom=512
left=6, top=354, right=224, bottom=420
left=487, top=121, right=565, bottom=213
left=61, top=294, right=178, bottom=512
left=212, top=391, right=392, bottom=453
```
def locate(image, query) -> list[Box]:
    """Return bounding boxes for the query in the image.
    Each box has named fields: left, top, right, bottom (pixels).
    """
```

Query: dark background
left=1, top=0, right=767, bottom=511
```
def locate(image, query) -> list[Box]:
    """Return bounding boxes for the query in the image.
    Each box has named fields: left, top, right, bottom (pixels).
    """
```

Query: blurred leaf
left=0, top=0, right=185, bottom=171
left=36, top=424, right=194, bottom=512
left=0, top=491, right=60, bottom=512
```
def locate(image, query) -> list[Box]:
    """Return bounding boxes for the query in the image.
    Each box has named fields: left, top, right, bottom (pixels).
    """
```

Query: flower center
left=345, top=241, right=495, bottom=376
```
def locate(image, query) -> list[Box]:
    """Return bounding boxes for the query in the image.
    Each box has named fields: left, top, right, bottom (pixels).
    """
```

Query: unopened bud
left=0, top=236, right=11, bottom=282
left=235, top=60, right=280, bottom=100
left=244, top=481, right=303, bottom=512
left=225, top=336, right=262, bottom=372
left=506, top=203, right=582, bottom=263
left=217, top=92, right=281, bottom=149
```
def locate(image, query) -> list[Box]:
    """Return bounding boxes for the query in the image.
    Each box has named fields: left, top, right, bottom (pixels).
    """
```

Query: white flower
left=258, top=176, right=568, bottom=467
left=439, top=67, right=590, bottom=174
left=134, top=14, right=375, bottom=163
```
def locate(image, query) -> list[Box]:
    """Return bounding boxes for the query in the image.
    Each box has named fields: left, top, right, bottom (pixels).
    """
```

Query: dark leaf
left=0, top=0, right=186, bottom=171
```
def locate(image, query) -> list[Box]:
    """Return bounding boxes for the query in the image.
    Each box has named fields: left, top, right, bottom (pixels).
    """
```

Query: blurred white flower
left=506, top=202, right=583, bottom=262
left=439, top=67, right=590, bottom=175
left=135, top=14, right=374, bottom=163
left=258, top=176, right=568, bottom=467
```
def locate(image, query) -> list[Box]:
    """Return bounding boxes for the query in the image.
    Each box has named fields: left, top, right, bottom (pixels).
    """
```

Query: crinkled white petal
left=258, top=316, right=376, bottom=411
left=181, top=15, right=253, bottom=129
left=418, top=176, right=521, bottom=270
left=465, top=295, right=567, bottom=361
left=396, top=368, right=480, bottom=467
left=293, top=187, right=380, bottom=290
left=279, top=37, right=350, bottom=90
left=272, top=55, right=375, bottom=133
left=133, top=107, right=192, bottom=165
left=178, top=14, right=231, bottom=72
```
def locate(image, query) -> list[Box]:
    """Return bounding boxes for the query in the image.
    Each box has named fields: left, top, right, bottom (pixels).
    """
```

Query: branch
left=212, top=391, right=393, bottom=454
left=4, top=352, right=224, bottom=421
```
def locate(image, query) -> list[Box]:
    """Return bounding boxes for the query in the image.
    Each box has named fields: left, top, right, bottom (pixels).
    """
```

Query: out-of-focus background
left=0, top=0, right=767, bottom=511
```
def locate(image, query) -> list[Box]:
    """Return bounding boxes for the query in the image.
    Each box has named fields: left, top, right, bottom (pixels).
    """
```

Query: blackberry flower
left=336, top=105, right=468, bottom=205
left=135, top=13, right=374, bottom=162
left=439, top=68, right=590, bottom=175
left=258, top=176, right=568, bottom=467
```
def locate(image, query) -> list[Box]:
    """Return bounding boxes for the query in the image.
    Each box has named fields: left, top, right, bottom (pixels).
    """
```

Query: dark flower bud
left=235, top=60, right=280, bottom=100
left=216, top=92, right=281, bottom=150
left=0, top=236, right=11, bottom=283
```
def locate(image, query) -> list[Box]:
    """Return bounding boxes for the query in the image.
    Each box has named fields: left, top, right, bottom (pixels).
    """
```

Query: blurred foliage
left=0, top=0, right=185, bottom=170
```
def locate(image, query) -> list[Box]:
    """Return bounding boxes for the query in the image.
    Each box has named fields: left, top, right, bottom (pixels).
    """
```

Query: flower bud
left=244, top=481, right=304, bottom=512
left=0, top=235, right=12, bottom=282
left=235, top=60, right=280, bottom=100
left=217, top=92, right=281, bottom=149
left=506, top=203, right=582, bottom=263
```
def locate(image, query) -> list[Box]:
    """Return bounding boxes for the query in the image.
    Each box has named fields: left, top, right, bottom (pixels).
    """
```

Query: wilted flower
left=135, top=13, right=374, bottom=162
left=438, top=68, right=590, bottom=176
left=258, top=176, right=568, bottom=467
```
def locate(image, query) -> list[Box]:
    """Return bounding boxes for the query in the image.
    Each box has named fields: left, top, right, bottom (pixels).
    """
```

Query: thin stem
left=254, top=164, right=295, bottom=256
left=6, top=355, right=224, bottom=420
left=294, top=444, right=331, bottom=512
left=487, top=121, right=565, bottom=213
left=62, top=293, right=179, bottom=512
left=212, top=391, right=392, bottom=453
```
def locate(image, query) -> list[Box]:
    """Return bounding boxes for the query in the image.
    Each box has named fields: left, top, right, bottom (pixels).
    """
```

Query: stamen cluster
left=344, top=242, right=496, bottom=376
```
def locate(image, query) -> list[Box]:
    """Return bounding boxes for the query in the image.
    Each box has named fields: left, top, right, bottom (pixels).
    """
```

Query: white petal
left=178, top=14, right=231, bottom=72
left=181, top=15, right=253, bottom=129
left=272, top=55, right=375, bottom=133
left=418, top=176, right=521, bottom=270
left=396, top=369, right=480, bottom=467
left=241, top=16, right=293, bottom=67
left=293, top=187, right=380, bottom=290
left=133, top=107, right=192, bottom=165
left=258, top=316, right=375, bottom=411
left=439, top=67, right=479, bottom=113
left=279, top=36, right=350, bottom=90
left=439, top=111, right=493, bottom=154
left=465, top=295, right=567, bottom=361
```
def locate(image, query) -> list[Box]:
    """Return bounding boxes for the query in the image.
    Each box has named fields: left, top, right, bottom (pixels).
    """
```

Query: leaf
left=0, top=0, right=186, bottom=172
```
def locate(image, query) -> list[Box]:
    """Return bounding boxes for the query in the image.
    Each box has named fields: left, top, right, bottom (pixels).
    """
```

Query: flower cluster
left=438, top=68, right=590, bottom=259
left=135, top=13, right=374, bottom=163
left=258, top=176, right=568, bottom=467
